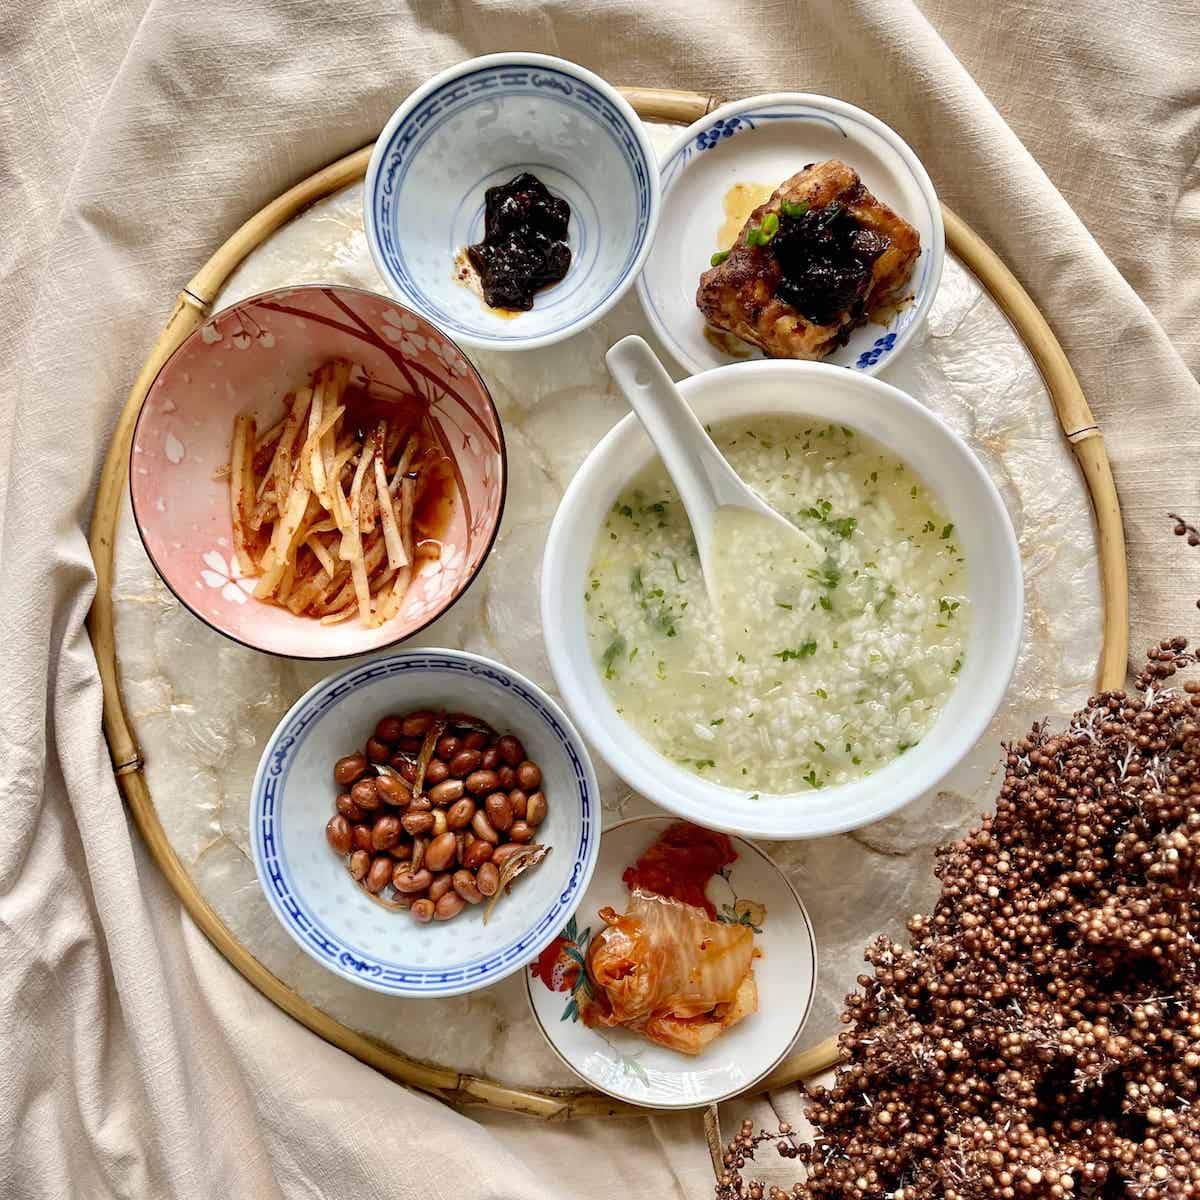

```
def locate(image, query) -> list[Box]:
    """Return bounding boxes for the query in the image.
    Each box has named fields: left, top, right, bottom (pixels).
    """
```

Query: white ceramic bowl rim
left=250, top=648, right=602, bottom=996
left=636, top=91, right=945, bottom=377
left=540, top=359, right=1022, bottom=840
left=363, top=53, right=662, bottom=352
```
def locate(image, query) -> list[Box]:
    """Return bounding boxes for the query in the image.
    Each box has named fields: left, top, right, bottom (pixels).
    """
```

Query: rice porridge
left=584, top=416, right=969, bottom=793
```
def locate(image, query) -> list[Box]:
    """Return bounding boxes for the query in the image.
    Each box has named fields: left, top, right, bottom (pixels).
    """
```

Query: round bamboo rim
left=87, top=86, right=1129, bottom=1121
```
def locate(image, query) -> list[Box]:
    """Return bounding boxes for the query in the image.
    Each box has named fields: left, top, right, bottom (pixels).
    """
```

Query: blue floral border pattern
left=370, top=65, right=653, bottom=343
left=856, top=331, right=897, bottom=369
left=253, top=654, right=597, bottom=992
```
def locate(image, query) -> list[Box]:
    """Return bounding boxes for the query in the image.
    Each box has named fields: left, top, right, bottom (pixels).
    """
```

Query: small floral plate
left=526, top=816, right=816, bottom=1109
left=636, top=93, right=945, bottom=377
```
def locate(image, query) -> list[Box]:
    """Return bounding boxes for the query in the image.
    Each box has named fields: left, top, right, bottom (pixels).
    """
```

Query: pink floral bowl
left=129, top=284, right=506, bottom=659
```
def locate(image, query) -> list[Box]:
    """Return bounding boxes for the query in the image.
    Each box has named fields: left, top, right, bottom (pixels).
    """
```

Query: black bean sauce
left=466, top=172, right=571, bottom=311
left=770, top=204, right=890, bottom=332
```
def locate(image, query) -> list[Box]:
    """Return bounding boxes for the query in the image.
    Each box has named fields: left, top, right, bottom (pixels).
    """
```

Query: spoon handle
left=605, top=337, right=749, bottom=556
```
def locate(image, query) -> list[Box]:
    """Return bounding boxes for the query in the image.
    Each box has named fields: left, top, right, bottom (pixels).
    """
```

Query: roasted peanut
left=481, top=746, right=501, bottom=771
left=446, top=797, right=476, bottom=830
left=371, top=814, right=402, bottom=851
left=366, top=856, right=393, bottom=893
left=375, top=715, right=405, bottom=743
left=365, top=737, right=391, bottom=763
left=471, top=810, right=500, bottom=845
left=516, top=761, right=541, bottom=789
left=462, top=839, right=494, bottom=870
left=453, top=869, right=484, bottom=904
left=491, top=842, right=526, bottom=867
left=508, top=788, right=528, bottom=820
left=497, top=765, right=517, bottom=790
left=401, top=711, right=435, bottom=738
left=397, top=735, right=423, bottom=753
left=334, top=754, right=367, bottom=785
left=465, top=769, right=499, bottom=795
left=401, top=809, right=434, bottom=836
left=391, top=840, right=412, bottom=863
left=411, top=898, right=435, bottom=923
left=463, top=730, right=489, bottom=751
left=436, top=734, right=460, bottom=759
left=348, top=849, right=370, bottom=881
left=434, top=891, right=466, bottom=921
left=411, top=836, right=427, bottom=872
left=394, top=755, right=419, bottom=782
left=407, top=794, right=432, bottom=812
left=428, top=873, right=454, bottom=902
left=497, top=735, right=525, bottom=767
left=455, top=831, right=467, bottom=865
left=426, top=831, right=457, bottom=872
left=336, top=793, right=365, bottom=822
left=326, top=814, right=353, bottom=855
left=392, top=864, right=433, bottom=894
left=484, top=792, right=514, bottom=833
left=508, top=820, right=534, bottom=843
left=431, top=809, right=448, bottom=837
left=352, top=824, right=373, bottom=853
left=351, top=778, right=381, bottom=810
left=374, top=774, right=409, bottom=806
left=449, top=748, right=482, bottom=777
left=424, top=758, right=450, bottom=786
left=476, top=861, right=500, bottom=896
left=429, top=778, right=465, bottom=805
left=525, top=791, right=547, bottom=827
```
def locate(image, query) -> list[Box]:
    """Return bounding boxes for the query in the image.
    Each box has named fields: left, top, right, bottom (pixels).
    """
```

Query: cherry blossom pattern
left=381, top=308, right=428, bottom=355
left=199, top=550, right=257, bottom=605
left=427, top=337, right=469, bottom=378
left=418, top=543, right=465, bottom=586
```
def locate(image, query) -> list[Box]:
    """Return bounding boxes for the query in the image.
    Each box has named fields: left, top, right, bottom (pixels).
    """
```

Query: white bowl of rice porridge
left=540, top=360, right=1021, bottom=840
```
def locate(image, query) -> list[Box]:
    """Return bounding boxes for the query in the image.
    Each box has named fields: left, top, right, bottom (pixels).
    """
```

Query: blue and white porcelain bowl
left=250, top=649, right=602, bottom=997
left=364, top=54, right=661, bottom=351
left=636, top=93, right=945, bottom=377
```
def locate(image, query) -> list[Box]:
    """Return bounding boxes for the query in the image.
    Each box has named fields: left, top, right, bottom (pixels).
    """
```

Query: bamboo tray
left=89, top=86, right=1128, bottom=1121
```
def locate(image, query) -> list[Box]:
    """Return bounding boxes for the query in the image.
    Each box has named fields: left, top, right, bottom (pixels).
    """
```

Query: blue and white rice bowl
left=250, top=649, right=601, bottom=997
left=364, top=54, right=661, bottom=351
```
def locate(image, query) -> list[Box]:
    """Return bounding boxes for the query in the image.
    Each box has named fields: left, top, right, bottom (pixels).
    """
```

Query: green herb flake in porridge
left=584, top=416, right=969, bottom=793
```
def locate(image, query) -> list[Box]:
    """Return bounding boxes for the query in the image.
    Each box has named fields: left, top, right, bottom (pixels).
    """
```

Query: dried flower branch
left=719, top=635, right=1200, bottom=1200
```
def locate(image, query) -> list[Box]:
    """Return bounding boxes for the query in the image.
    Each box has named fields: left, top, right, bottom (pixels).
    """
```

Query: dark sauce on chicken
left=466, top=173, right=571, bottom=311
left=770, top=203, right=890, bottom=333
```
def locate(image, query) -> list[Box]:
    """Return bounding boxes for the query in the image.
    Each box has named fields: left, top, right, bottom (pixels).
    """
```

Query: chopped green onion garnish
left=710, top=249, right=730, bottom=267
left=781, top=199, right=809, bottom=219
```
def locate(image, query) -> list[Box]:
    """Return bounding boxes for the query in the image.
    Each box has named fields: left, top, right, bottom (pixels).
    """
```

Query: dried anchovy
left=483, top=844, right=551, bottom=925
left=444, top=712, right=496, bottom=736
left=719, top=636, right=1200, bottom=1200
left=412, top=711, right=446, bottom=798
left=357, top=882, right=411, bottom=911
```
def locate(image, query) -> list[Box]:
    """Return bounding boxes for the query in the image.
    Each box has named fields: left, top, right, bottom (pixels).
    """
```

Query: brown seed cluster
left=719, top=640, right=1200, bottom=1200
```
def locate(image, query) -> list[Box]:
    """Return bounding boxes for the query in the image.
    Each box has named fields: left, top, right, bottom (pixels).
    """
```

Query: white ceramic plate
left=637, top=93, right=944, bottom=376
left=540, top=360, right=1023, bottom=840
left=250, top=649, right=601, bottom=997
left=526, top=816, right=816, bottom=1109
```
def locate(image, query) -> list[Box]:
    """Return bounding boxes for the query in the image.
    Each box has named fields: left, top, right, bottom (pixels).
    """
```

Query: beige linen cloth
left=3, top=1, right=1198, bottom=1196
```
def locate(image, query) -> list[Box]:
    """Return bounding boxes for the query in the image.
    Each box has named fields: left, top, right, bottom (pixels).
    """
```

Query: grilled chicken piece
left=696, top=160, right=920, bottom=360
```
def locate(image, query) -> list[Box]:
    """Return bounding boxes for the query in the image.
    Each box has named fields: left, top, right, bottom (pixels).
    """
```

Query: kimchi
left=580, top=823, right=760, bottom=1056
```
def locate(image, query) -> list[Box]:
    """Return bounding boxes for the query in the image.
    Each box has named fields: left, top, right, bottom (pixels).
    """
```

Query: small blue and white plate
left=364, top=54, right=661, bottom=352
left=250, top=649, right=601, bottom=998
left=637, top=93, right=945, bottom=377
left=526, top=816, right=817, bottom=1109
